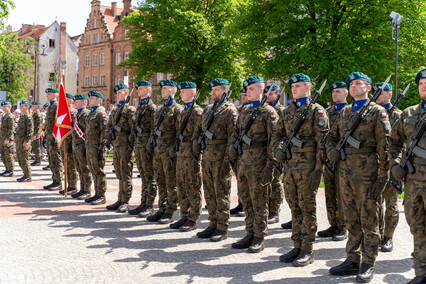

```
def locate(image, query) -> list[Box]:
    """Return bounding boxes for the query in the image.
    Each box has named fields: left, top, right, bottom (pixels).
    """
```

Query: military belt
left=116, top=132, right=130, bottom=136
left=180, top=142, right=192, bottom=146
left=138, top=133, right=150, bottom=137
left=158, top=133, right=175, bottom=139
left=242, top=141, right=267, bottom=149
left=291, top=146, right=316, bottom=153
left=344, top=146, right=376, bottom=155
left=206, top=139, right=227, bottom=145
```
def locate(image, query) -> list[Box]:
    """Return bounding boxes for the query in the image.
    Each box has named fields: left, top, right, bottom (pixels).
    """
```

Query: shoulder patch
left=196, top=112, right=202, bottom=116
left=381, top=112, right=387, bottom=117
left=318, top=109, right=324, bottom=114
left=102, top=115, right=106, bottom=118
left=270, top=114, right=276, bottom=119
left=232, top=112, right=237, bottom=117
left=28, top=117, right=32, bottom=120
left=130, top=109, right=135, bottom=112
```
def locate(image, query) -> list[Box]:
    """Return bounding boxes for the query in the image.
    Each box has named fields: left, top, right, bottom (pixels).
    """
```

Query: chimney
left=123, top=0, right=131, bottom=16
left=111, top=2, right=117, bottom=17
left=60, top=22, right=67, bottom=63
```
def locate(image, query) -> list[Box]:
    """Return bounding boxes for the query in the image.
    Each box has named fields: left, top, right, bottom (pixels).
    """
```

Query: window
left=115, top=76, right=121, bottom=85
left=92, top=19, right=97, bottom=29
left=100, top=75, right=105, bottom=86
left=124, top=52, right=129, bottom=61
left=84, top=55, right=89, bottom=67
left=49, top=39, right=55, bottom=48
left=96, top=34, right=100, bottom=43
left=84, top=76, right=89, bottom=87
left=115, top=53, right=121, bottom=65
left=89, top=35, right=93, bottom=45
left=92, top=76, right=97, bottom=87
left=49, top=73, right=55, bottom=82
left=100, top=53, right=105, bottom=65
left=92, top=54, right=97, bottom=66
left=124, top=29, right=128, bottom=40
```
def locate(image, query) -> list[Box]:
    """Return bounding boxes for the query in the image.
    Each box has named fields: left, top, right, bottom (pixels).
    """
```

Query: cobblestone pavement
left=0, top=161, right=415, bottom=283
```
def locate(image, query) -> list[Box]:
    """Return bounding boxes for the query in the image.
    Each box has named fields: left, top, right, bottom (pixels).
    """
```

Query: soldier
left=128, top=81, right=158, bottom=217
left=105, top=84, right=136, bottom=213
left=229, top=76, right=278, bottom=253
left=15, top=101, right=34, bottom=182
left=42, top=88, right=64, bottom=191
left=389, top=68, right=426, bottom=284
left=193, top=78, right=237, bottom=242
left=317, top=82, right=348, bottom=241
left=83, top=91, right=108, bottom=205
left=272, top=73, right=328, bottom=267
left=327, top=72, right=390, bottom=283
left=30, top=101, right=43, bottom=166
left=169, top=81, right=203, bottom=232
left=146, top=79, right=183, bottom=224
left=265, top=84, right=285, bottom=225
left=70, top=94, right=93, bottom=200
left=0, top=101, right=15, bottom=177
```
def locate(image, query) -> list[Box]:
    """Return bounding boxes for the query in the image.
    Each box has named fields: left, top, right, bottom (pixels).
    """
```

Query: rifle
left=110, top=88, right=133, bottom=142
left=273, top=87, right=285, bottom=106
left=398, top=116, right=426, bottom=175
left=273, top=87, right=286, bottom=174
left=132, top=97, right=151, bottom=140
left=276, top=79, right=327, bottom=161
left=196, top=83, right=232, bottom=150
left=334, top=75, right=392, bottom=161
left=175, top=91, right=200, bottom=152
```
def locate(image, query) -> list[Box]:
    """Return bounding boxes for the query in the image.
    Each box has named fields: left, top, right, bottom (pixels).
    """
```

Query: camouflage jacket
left=132, top=98, right=157, bottom=146
left=193, top=101, right=237, bottom=162
left=105, top=103, right=136, bottom=147
left=86, top=106, right=108, bottom=150
left=326, top=101, right=390, bottom=180
left=72, top=108, right=90, bottom=146
left=1, top=112, right=15, bottom=145
left=389, top=101, right=426, bottom=182
left=175, top=103, right=203, bottom=154
left=65, top=107, right=77, bottom=144
left=32, top=110, right=43, bottom=138
left=386, top=104, right=402, bottom=126
left=272, top=103, right=285, bottom=118
left=271, top=100, right=329, bottom=171
left=231, top=103, right=278, bottom=166
left=16, top=112, right=33, bottom=145
left=44, top=101, right=57, bottom=138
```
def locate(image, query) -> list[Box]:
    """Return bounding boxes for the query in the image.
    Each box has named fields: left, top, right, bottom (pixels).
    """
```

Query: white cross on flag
left=53, top=83, right=72, bottom=145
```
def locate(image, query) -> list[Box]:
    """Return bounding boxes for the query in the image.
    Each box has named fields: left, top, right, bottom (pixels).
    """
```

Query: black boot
left=230, top=203, right=243, bottom=215
left=292, top=250, right=314, bottom=267
left=138, top=207, right=154, bottom=218
left=279, top=248, right=301, bottom=263
left=196, top=226, right=216, bottom=239
left=232, top=235, right=254, bottom=249
left=84, top=195, right=97, bottom=203
left=268, top=213, right=279, bottom=224
left=48, top=181, right=62, bottom=191
left=2, top=171, right=13, bottom=177
left=42, top=165, right=50, bottom=170
left=248, top=237, right=264, bottom=253
left=106, top=201, right=121, bottom=211
left=116, top=203, right=129, bottom=213
left=210, top=230, right=227, bottom=242
left=91, top=195, right=106, bottom=205
left=317, top=226, right=338, bottom=238
left=158, top=213, right=174, bottom=224
left=170, top=218, right=187, bottom=229
left=128, top=204, right=145, bottom=215
left=179, top=220, right=197, bottom=232
left=17, top=176, right=31, bottom=182
left=78, top=192, right=91, bottom=200
left=71, top=190, right=85, bottom=198
left=329, top=259, right=359, bottom=276
left=332, top=229, right=348, bottom=241
left=408, top=275, right=426, bottom=284
left=281, top=220, right=292, bottom=230
left=356, top=263, right=374, bottom=283
left=147, top=211, right=163, bottom=222
left=31, top=161, right=41, bottom=166
left=381, top=236, right=393, bottom=252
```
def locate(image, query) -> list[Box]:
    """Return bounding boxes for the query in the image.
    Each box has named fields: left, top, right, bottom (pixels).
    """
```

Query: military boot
left=147, top=211, right=163, bottom=222
left=230, top=203, right=243, bottom=215
left=317, top=226, right=338, bottom=238
left=248, top=237, right=264, bottom=253
left=408, top=275, right=426, bottom=284
left=329, top=259, right=359, bottom=276
left=116, top=203, right=129, bottom=213
left=232, top=235, right=254, bottom=249
left=84, top=195, right=97, bottom=203
left=332, top=229, right=348, bottom=241
left=0, top=170, right=7, bottom=176
left=17, top=176, right=31, bottom=182
left=158, top=213, right=173, bottom=224
left=196, top=226, right=216, bottom=239
left=71, top=190, right=85, bottom=198
left=281, top=220, right=292, bottom=230
left=170, top=218, right=187, bottom=229
left=381, top=236, right=393, bottom=252
left=128, top=204, right=146, bottom=215
left=356, top=263, right=374, bottom=283
left=210, top=230, right=227, bottom=242
left=31, top=161, right=41, bottom=166
left=180, top=220, right=197, bottom=232
left=293, top=250, right=314, bottom=267
left=78, top=192, right=91, bottom=200
left=43, top=182, right=55, bottom=190
left=279, top=248, right=301, bottom=263
left=48, top=181, right=62, bottom=191
left=2, top=171, right=13, bottom=177
left=59, top=187, right=77, bottom=195
left=138, top=207, right=154, bottom=218
left=106, top=201, right=121, bottom=211
left=268, top=213, right=279, bottom=224
left=42, top=165, right=50, bottom=170
left=91, top=195, right=106, bottom=205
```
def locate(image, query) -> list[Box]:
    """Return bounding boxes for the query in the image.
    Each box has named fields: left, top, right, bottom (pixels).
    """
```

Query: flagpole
left=64, top=139, right=68, bottom=197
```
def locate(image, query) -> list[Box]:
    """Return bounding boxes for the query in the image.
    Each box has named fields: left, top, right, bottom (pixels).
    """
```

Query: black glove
left=274, top=148, right=287, bottom=163
left=82, top=145, right=86, bottom=155
left=105, top=140, right=112, bottom=150
left=391, top=164, right=407, bottom=181
left=327, top=148, right=341, bottom=163
left=97, top=149, right=103, bottom=160
left=50, top=138, right=57, bottom=146
left=261, top=163, right=274, bottom=186
left=228, top=144, right=238, bottom=160
left=67, top=142, right=73, bottom=154
left=308, top=169, right=323, bottom=190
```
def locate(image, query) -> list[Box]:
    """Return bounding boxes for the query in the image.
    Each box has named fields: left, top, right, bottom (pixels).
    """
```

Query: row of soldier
left=0, top=70, right=424, bottom=284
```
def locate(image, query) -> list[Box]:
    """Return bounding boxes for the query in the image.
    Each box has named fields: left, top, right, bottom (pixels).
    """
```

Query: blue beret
left=178, top=81, right=197, bottom=90
left=329, top=82, right=348, bottom=93
left=74, top=94, right=88, bottom=101
left=372, top=82, right=393, bottom=93
left=240, top=88, right=247, bottom=94
left=21, top=100, right=31, bottom=107
left=243, top=76, right=265, bottom=88
left=66, top=93, right=74, bottom=100
left=88, top=91, right=103, bottom=99
left=45, top=88, right=58, bottom=93
left=346, top=72, right=372, bottom=86
left=159, top=79, right=178, bottom=87
left=288, top=73, right=311, bottom=88
left=1, top=101, right=11, bottom=106
left=43, top=103, right=49, bottom=108
left=415, top=68, right=426, bottom=85
left=209, top=78, right=229, bottom=90
left=31, top=101, right=41, bottom=105
left=135, top=81, right=152, bottom=88
left=113, top=84, right=129, bottom=94
left=264, top=84, right=280, bottom=93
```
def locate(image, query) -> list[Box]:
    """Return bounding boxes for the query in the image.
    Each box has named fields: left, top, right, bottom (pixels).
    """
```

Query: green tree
left=0, top=0, right=14, bottom=28
left=0, top=31, right=34, bottom=104
left=121, top=0, right=246, bottom=103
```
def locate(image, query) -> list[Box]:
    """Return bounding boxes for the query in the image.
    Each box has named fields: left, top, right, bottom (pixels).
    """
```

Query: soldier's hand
left=371, top=178, right=387, bottom=201
left=391, top=164, right=407, bottom=181
left=228, top=144, right=238, bottom=160
left=327, top=148, right=340, bottom=163
left=50, top=138, right=57, bottom=146
left=308, top=169, right=323, bottom=190
left=23, top=142, right=29, bottom=147
left=4, top=139, right=8, bottom=145
left=261, top=164, right=274, bottom=186
left=96, top=149, right=103, bottom=160
left=274, top=148, right=287, bottom=163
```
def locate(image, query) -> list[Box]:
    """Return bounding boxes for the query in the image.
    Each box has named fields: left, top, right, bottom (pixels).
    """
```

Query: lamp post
left=26, top=39, right=47, bottom=102
left=390, top=11, right=403, bottom=97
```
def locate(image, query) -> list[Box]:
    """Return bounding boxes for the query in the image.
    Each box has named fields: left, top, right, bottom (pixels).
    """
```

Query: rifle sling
left=157, top=133, right=175, bottom=139
left=205, top=139, right=227, bottom=145
left=343, top=146, right=376, bottom=155
left=179, top=142, right=192, bottom=147
left=291, top=146, right=315, bottom=153
left=242, top=141, right=267, bottom=149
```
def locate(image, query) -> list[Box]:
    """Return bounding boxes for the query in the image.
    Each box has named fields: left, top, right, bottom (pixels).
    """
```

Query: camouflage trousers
left=0, top=143, right=14, bottom=172
left=16, top=144, right=31, bottom=177
left=379, top=185, right=399, bottom=238
left=176, top=146, right=202, bottom=222
left=73, top=143, right=92, bottom=194
left=238, top=161, right=270, bottom=238
left=62, top=141, right=78, bottom=189
left=153, top=148, right=178, bottom=215
left=113, top=145, right=133, bottom=203
left=340, top=176, right=380, bottom=266
left=86, top=145, right=106, bottom=196
left=284, top=167, right=317, bottom=253
left=269, top=168, right=284, bottom=214
left=404, top=178, right=426, bottom=277
left=134, top=144, right=157, bottom=207
left=202, top=158, right=232, bottom=231
left=46, top=136, right=63, bottom=182
left=324, top=169, right=346, bottom=230
left=31, top=137, right=41, bottom=163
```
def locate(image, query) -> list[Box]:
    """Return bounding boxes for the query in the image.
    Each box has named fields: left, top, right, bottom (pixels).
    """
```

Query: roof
left=17, top=25, right=48, bottom=40
left=100, top=5, right=123, bottom=37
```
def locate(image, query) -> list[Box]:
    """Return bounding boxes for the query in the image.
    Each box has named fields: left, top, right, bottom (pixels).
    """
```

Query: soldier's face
left=211, top=85, right=227, bottom=101
left=180, top=88, right=195, bottom=103
left=20, top=104, right=28, bottom=114
left=66, top=98, right=73, bottom=106
left=266, top=90, right=279, bottom=104
left=116, top=89, right=128, bottom=101
left=2, top=105, right=10, bottom=113
left=332, top=88, right=348, bottom=104
left=376, top=90, right=392, bottom=105
left=419, top=78, right=426, bottom=100
left=46, top=92, right=56, bottom=102
left=31, top=105, right=38, bottom=112
left=247, top=83, right=264, bottom=101
left=291, top=82, right=310, bottom=99
left=161, top=86, right=175, bottom=99
left=88, top=96, right=100, bottom=107
left=137, top=86, right=150, bottom=98
left=349, top=80, right=371, bottom=98
left=74, top=100, right=82, bottom=109
left=240, top=93, right=248, bottom=104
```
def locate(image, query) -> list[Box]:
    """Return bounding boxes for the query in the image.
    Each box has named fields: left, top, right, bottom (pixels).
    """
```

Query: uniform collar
left=334, top=102, right=347, bottom=111
left=117, top=100, right=125, bottom=108
left=295, top=96, right=308, bottom=108
left=184, top=102, right=192, bottom=111
left=140, top=98, right=149, bottom=106
left=241, top=102, right=248, bottom=108
left=352, top=99, right=368, bottom=112
left=77, top=108, right=84, bottom=114
left=381, top=102, right=391, bottom=110
left=423, top=100, right=426, bottom=111
left=49, top=100, right=56, bottom=106
left=165, top=98, right=174, bottom=107
left=250, top=100, right=260, bottom=109
left=91, top=106, right=100, bottom=113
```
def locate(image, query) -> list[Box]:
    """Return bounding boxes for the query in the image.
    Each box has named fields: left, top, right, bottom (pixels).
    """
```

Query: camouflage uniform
left=86, top=106, right=108, bottom=196
left=105, top=102, right=135, bottom=204
left=64, top=108, right=78, bottom=189
left=272, top=100, right=329, bottom=253
left=389, top=102, right=425, bottom=277
left=31, top=110, right=43, bottom=163
left=232, top=103, right=278, bottom=238
left=15, top=112, right=34, bottom=177
left=149, top=100, right=183, bottom=215
left=132, top=99, right=158, bottom=208
left=326, top=102, right=390, bottom=266
left=0, top=112, right=15, bottom=172
left=193, top=101, right=237, bottom=231
left=45, top=101, right=64, bottom=182
left=174, top=103, right=203, bottom=222
left=72, top=108, right=92, bottom=194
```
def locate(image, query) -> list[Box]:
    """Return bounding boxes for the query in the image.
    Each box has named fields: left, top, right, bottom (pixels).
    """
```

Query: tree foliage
left=0, top=0, right=14, bottom=29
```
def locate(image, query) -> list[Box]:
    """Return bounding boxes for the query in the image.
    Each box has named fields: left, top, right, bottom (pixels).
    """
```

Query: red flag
left=53, top=83, right=72, bottom=145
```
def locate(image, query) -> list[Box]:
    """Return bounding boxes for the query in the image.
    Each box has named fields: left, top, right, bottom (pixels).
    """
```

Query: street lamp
left=390, top=11, right=403, bottom=97
left=25, top=39, right=47, bottom=102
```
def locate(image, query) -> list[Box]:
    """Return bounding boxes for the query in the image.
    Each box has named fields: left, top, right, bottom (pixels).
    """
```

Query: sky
left=6, top=0, right=133, bottom=36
